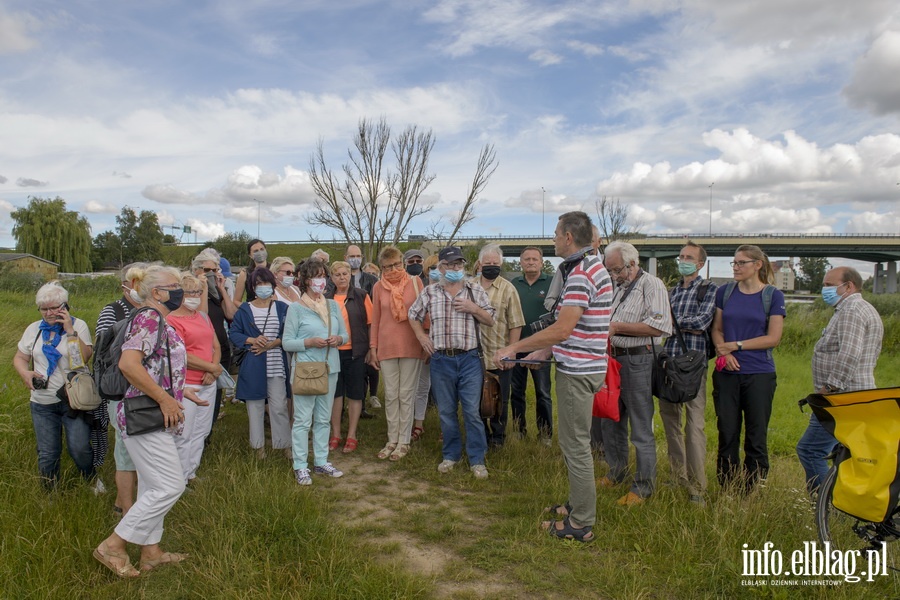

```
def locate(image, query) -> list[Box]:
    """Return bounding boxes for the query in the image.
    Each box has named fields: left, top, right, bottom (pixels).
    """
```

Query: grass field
left=1, top=280, right=899, bottom=599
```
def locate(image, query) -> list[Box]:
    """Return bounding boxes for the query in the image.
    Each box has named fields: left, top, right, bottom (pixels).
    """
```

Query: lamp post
left=541, top=187, right=546, bottom=238
left=708, top=182, right=714, bottom=237
left=255, top=199, right=265, bottom=238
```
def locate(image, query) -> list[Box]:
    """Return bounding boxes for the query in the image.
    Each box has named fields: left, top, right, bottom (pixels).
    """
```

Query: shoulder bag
left=124, top=328, right=173, bottom=437
left=468, top=287, right=502, bottom=421
left=651, top=307, right=707, bottom=404
left=291, top=302, right=331, bottom=396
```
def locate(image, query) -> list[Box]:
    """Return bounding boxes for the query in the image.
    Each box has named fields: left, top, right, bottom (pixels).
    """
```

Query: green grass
left=2, top=287, right=899, bottom=598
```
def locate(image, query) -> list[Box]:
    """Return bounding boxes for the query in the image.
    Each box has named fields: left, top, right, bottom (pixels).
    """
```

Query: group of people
left=13, top=216, right=887, bottom=571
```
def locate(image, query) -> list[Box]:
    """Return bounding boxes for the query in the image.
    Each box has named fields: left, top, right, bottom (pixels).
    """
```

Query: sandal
left=377, top=443, right=397, bottom=460
left=543, top=502, right=572, bottom=518
left=411, top=426, right=424, bottom=442
left=342, top=438, right=358, bottom=453
left=541, top=517, right=594, bottom=543
left=389, top=444, right=409, bottom=461
left=328, top=436, right=342, bottom=451
left=140, top=551, right=189, bottom=572
left=93, top=544, right=140, bottom=578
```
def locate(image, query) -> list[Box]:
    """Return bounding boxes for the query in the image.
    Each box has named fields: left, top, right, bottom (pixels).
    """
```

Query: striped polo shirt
left=552, top=254, right=613, bottom=375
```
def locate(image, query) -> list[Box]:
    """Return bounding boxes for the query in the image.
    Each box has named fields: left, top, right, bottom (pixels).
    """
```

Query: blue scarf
left=38, top=318, right=70, bottom=378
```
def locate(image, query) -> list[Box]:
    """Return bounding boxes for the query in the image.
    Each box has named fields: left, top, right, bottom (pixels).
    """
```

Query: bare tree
left=429, top=143, right=498, bottom=245
left=594, top=195, right=643, bottom=246
left=307, top=117, right=435, bottom=261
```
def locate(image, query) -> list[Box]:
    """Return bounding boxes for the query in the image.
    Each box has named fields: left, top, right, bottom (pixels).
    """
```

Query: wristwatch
left=736, top=341, right=743, bottom=351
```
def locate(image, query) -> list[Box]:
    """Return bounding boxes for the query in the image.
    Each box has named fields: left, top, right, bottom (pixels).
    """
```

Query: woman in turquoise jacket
left=282, top=258, right=348, bottom=486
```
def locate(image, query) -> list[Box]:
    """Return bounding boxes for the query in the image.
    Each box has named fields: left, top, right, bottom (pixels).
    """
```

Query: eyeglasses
left=441, top=261, right=465, bottom=270
left=730, top=260, right=758, bottom=268
left=608, top=265, right=629, bottom=276
left=154, top=285, right=183, bottom=291
left=278, top=270, right=295, bottom=276
left=184, top=290, right=203, bottom=297
left=428, top=266, right=438, bottom=271
left=202, top=267, right=221, bottom=274
left=39, top=304, right=65, bottom=312
left=382, top=261, right=403, bottom=272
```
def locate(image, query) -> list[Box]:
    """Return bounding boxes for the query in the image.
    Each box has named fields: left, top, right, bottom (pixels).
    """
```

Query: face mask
left=280, top=276, right=295, bottom=287
left=406, top=263, right=423, bottom=277
left=252, top=249, right=267, bottom=264
left=161, top=288, right=184, bottom=311
left=821, top=284, right=845, bottom=307
left=428, top=268, right=441, bottom=281
left=183, top=297, right=202, bottom=311
left=255, top=285, right=274, bottom=299
left=309, top=278, right=327, bottom=294
left=125, top=286, right=142, bottom=304
left=678, top=262, right=698, bottom=276
left=443, top=270, right=465, bottom=283
left=347, top=257, right=362, bottom=270
left=205, top=273, right=220, bottom=300
left=481, top=265, right=501, bottom=280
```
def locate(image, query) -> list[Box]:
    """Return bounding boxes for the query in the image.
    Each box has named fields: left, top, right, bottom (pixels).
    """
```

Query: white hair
left=478, top=243, right=503, bottom=263
left=35, top=281, right=68, bottom=307
left=604, top=241, right=639, bottom=266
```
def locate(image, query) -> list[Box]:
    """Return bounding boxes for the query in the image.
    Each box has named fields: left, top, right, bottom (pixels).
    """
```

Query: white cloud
left=0, top=10, right=38, bottom=54
left=566, top=40, right=603, bottom=57
left=843, top=29, right=900, bottom=116
left=207, top=165, right=315, bottom=207
left=845, top=210, right=900, bottom=233
left=529, top=49, right=563, bottom=66
left=185, top=219, right=226, bottom=240
left=83, top=200, right=118, bottom=214
left=141, top=184, right=202, bottom=205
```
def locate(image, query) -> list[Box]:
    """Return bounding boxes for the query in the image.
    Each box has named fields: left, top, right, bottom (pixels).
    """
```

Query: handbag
left=64, top=370, right=102, bottom=411
left=291, top=302, right=331, bottom=396
left=592, top=351, right=621, bottom=421
left=652, top=310, right=707, bottom=404
left=123, top=329, right=173, bottom=437
left=468, top=288, right=502, bottom=421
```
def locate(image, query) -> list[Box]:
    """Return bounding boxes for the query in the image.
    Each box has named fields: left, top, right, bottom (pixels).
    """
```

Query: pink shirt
left=370, top=279, right=426, bottom=361
left=167, top=311, right=216, bottom=385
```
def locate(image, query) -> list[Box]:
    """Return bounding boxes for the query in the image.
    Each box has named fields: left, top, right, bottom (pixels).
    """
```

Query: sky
left=1, top=1, right=899, bottom=263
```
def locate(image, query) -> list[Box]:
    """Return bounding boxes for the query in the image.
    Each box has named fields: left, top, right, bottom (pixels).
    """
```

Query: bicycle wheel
left=816, top=466, right=900, bottom=573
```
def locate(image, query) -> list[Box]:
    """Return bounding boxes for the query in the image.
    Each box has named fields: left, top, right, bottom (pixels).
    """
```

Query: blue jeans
left=510, top=355, right=553, bottom=437
left=430, top=350, right=487, bottom=466
left=30, top=400, right=94, bottom=488
left=796, top=413, right=838, bottom=494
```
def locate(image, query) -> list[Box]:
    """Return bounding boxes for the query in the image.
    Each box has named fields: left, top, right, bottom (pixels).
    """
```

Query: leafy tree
left=11, top=196, right=92, bottom=272
left=208, top=230, right=253, bottom=266
left=308, top=117, right=436, bottom=263
left=91, top=230, right=122, bottom=271
left=117, top=207, right=163, bottom=262
left=797, top=257, right=831, bottom=293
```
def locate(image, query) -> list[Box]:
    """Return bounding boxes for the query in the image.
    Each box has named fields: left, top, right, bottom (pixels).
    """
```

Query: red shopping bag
left=592, top=356, right=621, bottom=421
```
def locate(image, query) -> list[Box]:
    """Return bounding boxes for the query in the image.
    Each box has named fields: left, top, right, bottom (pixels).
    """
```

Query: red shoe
left=328, top=436, right=342, bottom=451
left=342, top=438, right=358, bottom=453
left=411, top=426, right=424, bottom=442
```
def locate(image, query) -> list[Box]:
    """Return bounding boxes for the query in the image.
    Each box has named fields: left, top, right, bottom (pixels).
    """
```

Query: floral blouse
left=116, top=309, right=187, bottom=438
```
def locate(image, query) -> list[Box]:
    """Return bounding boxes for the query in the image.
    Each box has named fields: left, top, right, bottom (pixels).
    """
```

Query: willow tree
left=11, top=196, right=93, bottom=272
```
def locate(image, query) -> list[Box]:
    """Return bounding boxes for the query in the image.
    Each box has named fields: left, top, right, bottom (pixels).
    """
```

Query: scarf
left=38, top=318, right=69, bottom=378
left=380, top=269, right=411, bottom=322
left=300, top=293, right=329, bottom=326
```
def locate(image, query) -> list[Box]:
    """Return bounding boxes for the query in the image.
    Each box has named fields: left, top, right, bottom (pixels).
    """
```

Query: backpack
left=94, top=306, right=166, bottom=401
left=721, top=282, right=776, bottom=360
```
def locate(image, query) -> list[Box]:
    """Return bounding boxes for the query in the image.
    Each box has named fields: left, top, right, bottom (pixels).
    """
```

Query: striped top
left=552, top=255, right=613, bottom=375
left=250, top=302, right=285, bottom=378
left=610, top=270, right=673, bottom=348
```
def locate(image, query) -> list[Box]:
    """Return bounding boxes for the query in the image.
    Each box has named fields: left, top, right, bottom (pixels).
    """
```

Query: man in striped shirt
left=797, top=266, right=883, bottom=495
left=409, top=246, right=496, bottom=480
left=494, top=211, right=612, bottom=543
left=599, top=241, right=672, bottom=506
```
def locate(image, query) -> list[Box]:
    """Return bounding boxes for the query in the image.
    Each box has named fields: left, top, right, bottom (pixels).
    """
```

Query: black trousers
left=712, top=371, right=777, bottom=490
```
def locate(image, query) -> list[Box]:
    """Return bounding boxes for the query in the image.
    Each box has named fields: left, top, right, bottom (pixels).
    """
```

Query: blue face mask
left=443, top=270, right=465, bottom=283
left=821, top=284, right=845, bottom=307
left=256, top=285, right=274, bottom=299
left=677, top=261, right=698, bottom=276
left=428, top=268, right=441, bottom=281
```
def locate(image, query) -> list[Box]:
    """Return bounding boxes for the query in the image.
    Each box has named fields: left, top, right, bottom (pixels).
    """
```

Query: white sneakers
left=437, top=460, right=458, bottom=473
left=471, top=465, right=489, bottom=480
left=369, top=396, right=382, bottom=409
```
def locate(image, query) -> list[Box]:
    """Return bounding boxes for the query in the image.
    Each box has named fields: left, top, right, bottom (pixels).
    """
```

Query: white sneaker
left=313, top=463, right=344, bottom=478
left=471, top=464, right=489, bottom=480
left=295, top=469, right=312, bottom=486
left=91, top=478, right=107, bottom=495
left=437, top=459, right=458, bottom=474
left=369, top=396, right=382, bottom=409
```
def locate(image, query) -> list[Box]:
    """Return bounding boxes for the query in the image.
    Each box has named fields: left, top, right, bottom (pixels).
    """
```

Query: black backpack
left=94, top=306, right=166, bottom=401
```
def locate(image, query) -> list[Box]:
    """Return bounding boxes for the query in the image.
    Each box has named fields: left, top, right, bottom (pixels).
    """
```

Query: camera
left=530, top=312, right=557, bottom=334
left=32, top=376, right=48, bottom=390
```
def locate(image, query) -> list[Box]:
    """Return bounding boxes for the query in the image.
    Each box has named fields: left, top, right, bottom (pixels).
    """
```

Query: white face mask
left=309, top=278, right=327, bottom=294
left=183, top=297, right=202, bottom=311
left=281, top=276, right=295, bottom=288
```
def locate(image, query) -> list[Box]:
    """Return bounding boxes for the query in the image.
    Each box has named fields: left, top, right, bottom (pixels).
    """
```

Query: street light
left=708, top=182, right=714, bottom=237
left=541, top=187, right=546, bottom=238
left=255, top=199, right=265, bottom=238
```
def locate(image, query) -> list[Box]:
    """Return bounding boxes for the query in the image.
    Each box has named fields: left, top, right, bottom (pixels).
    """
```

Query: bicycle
left=802, top=388, right=900, bottom=573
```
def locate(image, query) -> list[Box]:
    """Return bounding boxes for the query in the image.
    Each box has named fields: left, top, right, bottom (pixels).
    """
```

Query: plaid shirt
left=664, top=277, right=717, bottom=356
left=408, top=280, right=495, bottom=351
left=812, top=293, right=883, bottom=392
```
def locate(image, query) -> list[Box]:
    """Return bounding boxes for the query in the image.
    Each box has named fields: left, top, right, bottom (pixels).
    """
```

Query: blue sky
left=1, top=0, right=899, bottom=255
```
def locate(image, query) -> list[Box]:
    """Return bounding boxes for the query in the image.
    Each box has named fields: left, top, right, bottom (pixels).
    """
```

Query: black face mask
left=205, top=273, right=220, bottom=300
left=406, top=263, right=423, bottom=277
left=481, top=265, right=502, bottom=280
left=161, top=289, right=184, bottom=311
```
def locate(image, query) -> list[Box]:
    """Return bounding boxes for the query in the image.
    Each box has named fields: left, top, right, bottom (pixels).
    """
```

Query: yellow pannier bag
left=806, top=387, right=900, bottom=523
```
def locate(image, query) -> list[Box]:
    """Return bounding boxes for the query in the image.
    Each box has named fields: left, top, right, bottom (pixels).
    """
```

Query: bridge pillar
left=874, top=263, right=882, bottom=294
left=648, top=257, right=657, bottom=277
left=888, top=261, right=898, bottom=294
